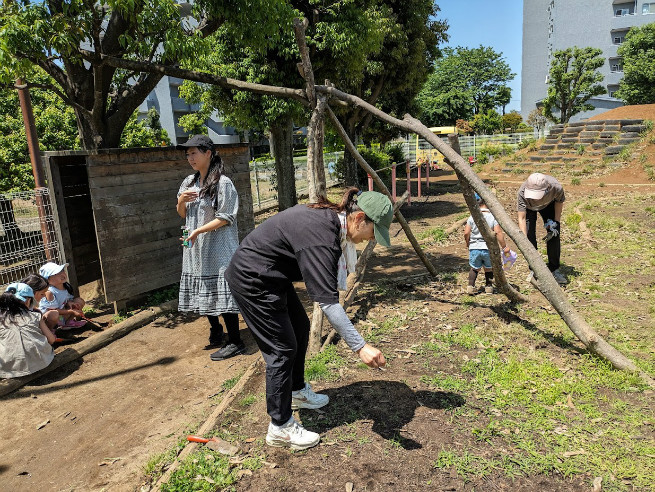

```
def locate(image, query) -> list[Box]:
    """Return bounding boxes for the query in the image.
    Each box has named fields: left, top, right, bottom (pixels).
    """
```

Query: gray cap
left=176, top=134, right=214, bottom=150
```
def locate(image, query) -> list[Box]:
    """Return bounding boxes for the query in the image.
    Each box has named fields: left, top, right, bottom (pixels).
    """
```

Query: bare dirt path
left=0, top=313, right=258, bottom=491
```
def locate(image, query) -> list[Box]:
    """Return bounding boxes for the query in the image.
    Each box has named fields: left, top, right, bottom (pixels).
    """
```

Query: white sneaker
left=266, top=417, right=320, bottom=450
left=291, top=383, right=329, bottom=410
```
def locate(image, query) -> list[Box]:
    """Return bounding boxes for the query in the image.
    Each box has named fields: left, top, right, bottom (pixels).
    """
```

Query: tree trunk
left=306, top=95, right=328, bottom=203
left=269, top=116, right=297, bottom=211
left=342, top=117, right=360, bottom=187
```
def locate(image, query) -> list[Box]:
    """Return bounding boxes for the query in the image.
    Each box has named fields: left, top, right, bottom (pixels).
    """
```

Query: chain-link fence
left=0, top=189, right=62, bottom=287
left=250, top=151, right=343, bottom=212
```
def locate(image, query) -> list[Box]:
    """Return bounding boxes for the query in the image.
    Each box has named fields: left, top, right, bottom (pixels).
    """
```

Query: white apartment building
left=522, top=0, right=655, bottom=121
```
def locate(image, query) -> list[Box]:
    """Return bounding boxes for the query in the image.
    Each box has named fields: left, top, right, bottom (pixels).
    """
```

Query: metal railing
left=0, top=189, right=62, bottom=287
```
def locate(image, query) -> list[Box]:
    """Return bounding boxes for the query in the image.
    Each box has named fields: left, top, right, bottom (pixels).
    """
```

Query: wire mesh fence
left=250, top=151, right=343, bottom=211
left=0, top=188, right=62, bottom=287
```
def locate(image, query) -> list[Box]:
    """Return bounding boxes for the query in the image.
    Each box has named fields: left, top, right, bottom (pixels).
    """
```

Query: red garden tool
left=186, top=435, right=220, bottom=444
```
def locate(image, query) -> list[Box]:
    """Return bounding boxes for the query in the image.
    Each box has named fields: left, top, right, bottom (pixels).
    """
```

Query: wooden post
left=406, top=161, right=411, bottom=206
left=417, top=161, right=422, bottom=198
left=253, top=160, right=261, bottom=209
left=391, top=164, right=397, bottom=202
left=425, top=159, right=430, bottom=190
left=367, top=174, right=373, bottom=191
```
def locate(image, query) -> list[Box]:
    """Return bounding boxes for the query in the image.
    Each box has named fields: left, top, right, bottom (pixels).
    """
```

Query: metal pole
left=406, top=160, right=411, bottom=206
left=391, top=164, right=397, bottom=202
left=16, top=79, right=57, bottom=261
left=253, top=160, right=261, bottom=208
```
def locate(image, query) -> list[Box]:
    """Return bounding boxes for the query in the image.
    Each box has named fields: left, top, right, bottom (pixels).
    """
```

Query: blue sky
left=437, top=0, right=523, bottom=112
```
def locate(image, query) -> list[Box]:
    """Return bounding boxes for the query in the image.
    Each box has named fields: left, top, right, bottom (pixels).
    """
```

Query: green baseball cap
left=356, top=191, right=394, bottom=247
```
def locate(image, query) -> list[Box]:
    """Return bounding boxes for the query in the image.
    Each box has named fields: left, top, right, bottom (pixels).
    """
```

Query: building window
left=613, top=35, right=625, bottom=44
left=608, top=85, right=620, bottom=98
left=615, top=4, right=634, bottom=16
left=610, top=63, right=624, bottom=73
left=644, top=3, right=655, bottom=14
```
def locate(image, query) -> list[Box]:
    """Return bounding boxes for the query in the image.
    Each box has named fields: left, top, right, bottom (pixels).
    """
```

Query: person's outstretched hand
left=356, top=343, right=386, bottom=368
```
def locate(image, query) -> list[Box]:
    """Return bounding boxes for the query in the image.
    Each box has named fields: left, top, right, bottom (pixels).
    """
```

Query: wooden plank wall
left=44, top=153, right=102, bottom=290
left=86, top=145, right=254, bottom=304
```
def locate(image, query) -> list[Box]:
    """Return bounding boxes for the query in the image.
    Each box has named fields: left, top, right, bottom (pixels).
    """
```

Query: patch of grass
left=419, top=226, right=448, bottom=243
left=146, top=285, right=179, bottom=306
left=365, top=315, right=405, bottom=344
left=432, top=323, right=486, bottom=349
left=599, top=182, right=605, bottom=187
left=433, top=450, right=499, bottom=481
left=571, top=177, right=581, bottom=186
left=239, top=394, right=257, bottom=407
left=112, top=310, right=134, bottom=324
left=161, top=451, right=262, bottom=491
left=576, top=144, right=585, bottom=155
left=304, top=344, right=345, bottom=382
left=222, top=373, right=242, bottom=391
left=82, top=306, right=96, bottom=315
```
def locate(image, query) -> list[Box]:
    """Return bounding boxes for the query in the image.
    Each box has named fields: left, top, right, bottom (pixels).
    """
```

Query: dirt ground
left=0, top=312, right=261, bottom=491
left=1, top=107, right=653, bottom=491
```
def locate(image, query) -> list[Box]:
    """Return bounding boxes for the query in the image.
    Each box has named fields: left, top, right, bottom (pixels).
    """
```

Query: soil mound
left=589, top=103, right=655, bottom=121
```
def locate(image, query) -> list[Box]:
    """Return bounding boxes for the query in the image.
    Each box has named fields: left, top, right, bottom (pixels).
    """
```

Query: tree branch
left=96, top=53, right=310, bottom=106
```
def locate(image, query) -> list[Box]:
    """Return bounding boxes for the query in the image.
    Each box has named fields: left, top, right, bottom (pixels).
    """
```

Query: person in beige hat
left=517, top=173, right=568, bottom=285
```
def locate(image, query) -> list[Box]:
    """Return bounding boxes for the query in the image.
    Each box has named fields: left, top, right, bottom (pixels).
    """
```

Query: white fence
left=0, top=189, right=62, bottom=287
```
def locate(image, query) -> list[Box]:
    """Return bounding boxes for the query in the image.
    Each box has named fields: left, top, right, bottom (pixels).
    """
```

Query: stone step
left=621, top=124, right=646, bottom=133
left=579, top=137, right=597, bottom=144
left=530, top=156, right=546, bottom=162
left=556, top=143, right=574, bottom=149
left=582, top=124, right=604, bottom=131
left=561, top=137, right=581, bottom=143
left=600, top=131, right=619, bottom=138
left=605, top=145, right=623, bottom=155
left=592, top=142, right=610, bottom=149
left=603, top=125, right=620, bottom=131
left=562, top=157, right=578, bottom=163
left=539, top=143, right=557, bottom=150
left=617, top=119, right=644, bottom=126
left=564, top=127, right=584, bottom=134
left=579, top=131, right=600, bottom=137
left=618, top=137, right=640, bottom=145
left=620, top=132, right=641, bottom=139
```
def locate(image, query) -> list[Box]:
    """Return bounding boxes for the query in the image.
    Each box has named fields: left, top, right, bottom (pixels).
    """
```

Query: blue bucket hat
left=5, top=282, right=34, bottom=302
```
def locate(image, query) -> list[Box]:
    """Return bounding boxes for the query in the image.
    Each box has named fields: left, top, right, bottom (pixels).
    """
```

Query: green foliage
left=501, top=111, right=522, bottom=132
left=517, top=137, right=536, bottom=150
left=470, top=109, right=503, bottom=135
left=616, top=23, right=655, bottom=104
left=304, top=345, right=345, bottom=382
left=0, top=0, right=292, bottom=148
left=416, top=46, right=515, bottom=126
left=119, top=108, right=171, bottom=149
left=0, top=70, right=79, bottom=192
left=542, top=47, right=606, bottom=123
left=334, top=146, right=395, bottom=186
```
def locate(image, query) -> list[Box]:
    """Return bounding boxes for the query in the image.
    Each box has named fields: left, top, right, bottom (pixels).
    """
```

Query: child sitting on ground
left=0, top=282, right=56, bottom=378
left=38, top=262, right=86, bottom=331
left=463, top=194, right=510, bottom=294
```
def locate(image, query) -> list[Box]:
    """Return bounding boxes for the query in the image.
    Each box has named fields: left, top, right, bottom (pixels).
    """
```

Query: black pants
left=207, top=313, right=241, bottom=344
left=525, top=201, right=560, bottom=271
left=230, top=286, right=309, bottom=426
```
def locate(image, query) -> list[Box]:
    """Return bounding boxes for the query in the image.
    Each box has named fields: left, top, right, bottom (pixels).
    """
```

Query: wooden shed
left=43, top=144, right=254, bottom=311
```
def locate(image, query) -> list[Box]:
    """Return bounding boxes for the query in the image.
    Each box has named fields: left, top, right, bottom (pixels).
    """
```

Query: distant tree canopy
left=616, top=22, right=655, bottom=104
left=415, top=45, right=515, bottom=127
left=0, top=0, right=291, bottom=149
left=542, top=47, right=605, bottom=124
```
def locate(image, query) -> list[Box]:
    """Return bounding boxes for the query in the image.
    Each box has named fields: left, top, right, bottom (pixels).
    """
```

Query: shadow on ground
left=300, top=380, right=464, bottom=450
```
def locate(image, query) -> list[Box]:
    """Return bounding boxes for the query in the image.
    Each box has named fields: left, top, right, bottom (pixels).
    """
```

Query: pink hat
left=524, top=173, right=549, bottom=200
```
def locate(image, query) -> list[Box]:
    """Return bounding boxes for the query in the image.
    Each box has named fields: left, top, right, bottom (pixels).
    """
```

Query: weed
left=146, top=285, right=179, bottom=306
left=571, top=178, right=581, bottom=186
left=304, top=344, right=345, bottom=382
left=576, top=144, right=585, bottom=155
left=239, top=394, right=257, bottom=407
left=599, top=182, right=605, bottom=187
left=419, top=227, right=448, bottom=243
left=112, top=310, right=133, bottom=324
left=82, top=306, right=96, bottom=315
left=222, top=374, right=242, bottom=391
